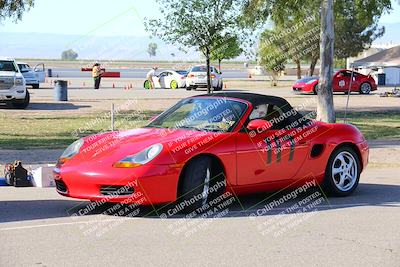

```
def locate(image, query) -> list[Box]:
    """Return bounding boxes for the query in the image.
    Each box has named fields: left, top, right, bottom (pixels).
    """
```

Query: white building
left=351, top=45, right=400, bottom=86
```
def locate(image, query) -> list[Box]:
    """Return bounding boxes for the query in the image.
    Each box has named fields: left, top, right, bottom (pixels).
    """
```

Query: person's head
left=153, top=66, right=158, bottom=70
left=93, top=63, right=100, bottom=67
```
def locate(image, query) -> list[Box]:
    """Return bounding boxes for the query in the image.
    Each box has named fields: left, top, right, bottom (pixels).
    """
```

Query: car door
left=236, top=104, right=310, bottom=185
left=34, top=63, right=46, bottom=82
left=333, top=70, right=353, bottom=92
left=163, top=72, right=173, bottom=88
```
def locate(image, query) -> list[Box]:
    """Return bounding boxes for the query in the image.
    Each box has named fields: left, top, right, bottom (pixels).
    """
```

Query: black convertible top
left=193, top=92, right=292, bottom=109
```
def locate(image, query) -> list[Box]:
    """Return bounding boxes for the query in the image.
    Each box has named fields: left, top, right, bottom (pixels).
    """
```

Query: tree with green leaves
left=0, top=0, right=34, bottom=22
left=61, top=49, right=78, bottom=60
left=147, top=42, right=158, bottom=58
left=146, top=0, right=244, bottom=93
left=210, top=35, right=242, bottom=70
left=242, top=0, right=391, bottom=122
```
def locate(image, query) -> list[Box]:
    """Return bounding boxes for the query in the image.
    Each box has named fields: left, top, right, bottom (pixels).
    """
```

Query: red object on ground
left=101, top=72, right=120, bottom=78
left=292, top=69, right=378, bottom=94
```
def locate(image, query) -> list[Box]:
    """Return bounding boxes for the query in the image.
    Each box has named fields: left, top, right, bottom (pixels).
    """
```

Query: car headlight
left=306, top=79, right=317, bottom=84
left=113, top=143, right=163, bottom=168
left=14, top=78, right=24, bottom=86
left=58, top=139, right=84, bottom=164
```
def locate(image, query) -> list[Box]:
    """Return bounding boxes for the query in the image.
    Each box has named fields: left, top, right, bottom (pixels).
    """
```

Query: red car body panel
left=54, top=93, right=369, bottom=205
left=293, top=69, right=377, bottom=93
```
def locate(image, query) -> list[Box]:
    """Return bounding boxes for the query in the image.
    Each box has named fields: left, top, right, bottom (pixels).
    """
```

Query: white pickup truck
left=17, top=61, right=45, bottom=89
left=0, top=57, right=30, bottom=109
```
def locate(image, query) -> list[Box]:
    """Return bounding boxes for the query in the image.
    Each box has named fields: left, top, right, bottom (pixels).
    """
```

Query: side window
left=248, top=104, right=288, bottom=130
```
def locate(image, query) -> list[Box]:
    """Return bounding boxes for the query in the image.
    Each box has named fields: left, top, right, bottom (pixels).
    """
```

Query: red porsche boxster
left=54, top=93, right=369, bottom=212
left=292, top=69, right=377, bottom=94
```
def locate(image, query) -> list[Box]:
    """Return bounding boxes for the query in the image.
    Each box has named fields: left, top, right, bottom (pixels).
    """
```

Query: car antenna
left=343, top=66, right=355, bottom=123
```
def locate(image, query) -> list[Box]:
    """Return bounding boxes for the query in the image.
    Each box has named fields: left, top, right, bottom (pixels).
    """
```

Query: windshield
left=190, top=66, right=216, bottom=73
left=18, top=64, right=31, bottom=71
left=0, top=61, right=17, bottom=72
left=297, top=76, right=318, bottom=83
left=147, top=98, right=247, bottom=132
left=176, top=70, right=188, bottom=76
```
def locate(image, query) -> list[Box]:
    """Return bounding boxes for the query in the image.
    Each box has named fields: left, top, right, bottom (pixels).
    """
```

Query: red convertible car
left=54, top=93, right=369, bottom=212
left=293, top=69, right=377, bottom=94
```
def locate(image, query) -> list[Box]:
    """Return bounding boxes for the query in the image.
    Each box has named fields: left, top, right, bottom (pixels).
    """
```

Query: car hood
left=72, top=127, right=222, bottom=165
left=0, top=71, right=20, bottom=78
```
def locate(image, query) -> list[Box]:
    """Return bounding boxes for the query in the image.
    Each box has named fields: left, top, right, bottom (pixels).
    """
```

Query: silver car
left=186, top=65, right=223, bottom=91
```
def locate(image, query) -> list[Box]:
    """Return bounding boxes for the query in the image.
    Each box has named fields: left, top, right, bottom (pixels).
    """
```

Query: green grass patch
left=0, top=110, right=398, bottom=150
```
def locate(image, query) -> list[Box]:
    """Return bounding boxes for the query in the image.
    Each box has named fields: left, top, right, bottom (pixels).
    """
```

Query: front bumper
left=54, top=163, right=182, bottom=205
left=0, top=86, right=27, bottom=101
left=356, top=140, right=369, bottom=171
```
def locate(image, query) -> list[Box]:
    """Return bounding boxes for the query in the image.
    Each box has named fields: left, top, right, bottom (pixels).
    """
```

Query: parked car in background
left=292, top=69, right=377, bottom=94
left=144, top=70, right=187, bottom=89
left=17, top=62, right=45, bottom=89
left=0, top=57, right=30, bottom=109
left=186, top=65, right=223, bottom=91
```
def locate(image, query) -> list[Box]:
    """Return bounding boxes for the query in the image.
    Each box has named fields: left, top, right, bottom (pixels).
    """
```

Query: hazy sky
left=1, top=0, right=400, bottom=38
left=0, top=0, right=160, bottom=37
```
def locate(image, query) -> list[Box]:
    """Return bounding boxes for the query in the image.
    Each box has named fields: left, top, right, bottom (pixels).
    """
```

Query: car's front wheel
left=12, top=90, right=30, bottom=109
left=360, top=82, right=372, bottom=94
left=178, top=156, right=225, bottom=213
left=323, top=146, right=361, bottom=196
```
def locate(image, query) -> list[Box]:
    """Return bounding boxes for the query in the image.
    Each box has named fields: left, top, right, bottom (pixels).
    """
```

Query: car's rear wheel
left=12, top=90, right=30, bottom=109
left=178, top=156, right=225, bottom=214
left=323, top=146, right=361, bottom=196
left=144, top=80, right=151, bottom=89
left=360, top=82, right=371, bottom=94
left=170, top=80, right=178, bottom=89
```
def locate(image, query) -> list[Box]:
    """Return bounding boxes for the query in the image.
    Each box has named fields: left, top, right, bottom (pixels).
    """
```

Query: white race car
left=17, top=62, right=45, bottom=89
left=144, top=70, right=187, bottom=89
left=0, top=57, right=30, bottom=109
left=186, top=65, right=223, bottom=91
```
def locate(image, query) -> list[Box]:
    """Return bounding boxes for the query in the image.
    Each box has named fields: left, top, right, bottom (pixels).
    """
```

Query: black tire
left=359, top=82, right=371, bottom=94
left=186, top=86, right=192, bottom=91
left=12, top=90, right=30, bottom=109
left=323, top=146, right=361, bottom=196
left=32, top=84, right=40, bottom=89
left=178, top=156, right=225, bottom=214
left=214, top=81, right=223, bottom=91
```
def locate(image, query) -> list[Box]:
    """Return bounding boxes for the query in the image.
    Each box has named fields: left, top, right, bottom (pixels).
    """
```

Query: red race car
left=293, top=69, right=377, bottom=94
left=54, top=93, right=369, bottom=212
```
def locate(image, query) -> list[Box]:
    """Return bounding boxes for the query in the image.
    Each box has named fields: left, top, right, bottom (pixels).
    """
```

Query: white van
left=17, top=62, right=45, bottom=89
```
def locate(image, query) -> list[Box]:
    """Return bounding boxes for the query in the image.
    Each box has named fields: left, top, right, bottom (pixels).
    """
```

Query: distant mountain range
left=0, top=32, right=201, bottom=60
left=1, top=23, right=399, bottom=60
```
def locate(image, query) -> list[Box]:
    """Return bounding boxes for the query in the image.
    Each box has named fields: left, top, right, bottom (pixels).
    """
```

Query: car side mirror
left=247, top=119, right=272, bottom=132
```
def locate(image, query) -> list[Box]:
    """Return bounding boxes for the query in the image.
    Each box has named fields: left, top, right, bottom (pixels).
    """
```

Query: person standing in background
left=146, top=66, right=158, bottom=89
left=92, top=63, right=103, bottom=89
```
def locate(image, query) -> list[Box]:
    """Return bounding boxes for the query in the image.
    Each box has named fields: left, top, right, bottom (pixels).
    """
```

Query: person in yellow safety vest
left=92, top=63, right=103, bottom=89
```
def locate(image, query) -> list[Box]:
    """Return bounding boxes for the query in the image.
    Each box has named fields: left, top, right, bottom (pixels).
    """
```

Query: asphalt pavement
left=0, top=167, right=399, bottom=266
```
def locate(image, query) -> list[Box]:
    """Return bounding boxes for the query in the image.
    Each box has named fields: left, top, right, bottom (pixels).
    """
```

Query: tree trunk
left=317, top=0, right=335, bottom=123
left=206, top=48, right=212, bottom=94
left=309, top=56, right=318, bottom=76
left=218, top=59, right=222, bottom=71
left=295, top=60, right=301, bottom=79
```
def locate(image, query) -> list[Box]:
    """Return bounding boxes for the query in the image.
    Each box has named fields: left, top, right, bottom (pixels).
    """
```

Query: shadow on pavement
left=0, top=183, right=399, bottom=223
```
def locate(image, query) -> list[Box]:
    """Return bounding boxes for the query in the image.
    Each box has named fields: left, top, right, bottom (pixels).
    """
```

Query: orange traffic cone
left=112, top=83, right=115, bottom=88
left=248, top=73, right=252, bottom=79
left=224, top=83, right=227, bottom=89
left=129, top=84, right=133, bottom=89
